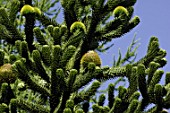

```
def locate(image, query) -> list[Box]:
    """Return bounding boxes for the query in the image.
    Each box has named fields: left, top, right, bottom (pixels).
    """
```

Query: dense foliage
left=0, top=0, right=169, bottom=113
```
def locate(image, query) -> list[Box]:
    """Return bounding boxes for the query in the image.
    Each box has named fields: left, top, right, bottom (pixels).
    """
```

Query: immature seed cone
left=80, top=51, right=101, bottom=68
left=0, top=64, right=17, bottom=83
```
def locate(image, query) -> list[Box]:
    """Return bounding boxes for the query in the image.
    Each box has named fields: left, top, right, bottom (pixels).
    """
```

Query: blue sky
left=100, top=0, right=170, bottom=73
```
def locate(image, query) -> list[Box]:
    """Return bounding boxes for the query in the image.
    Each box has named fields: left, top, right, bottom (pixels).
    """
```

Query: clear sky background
left=100, top=0, right=170, bottom=72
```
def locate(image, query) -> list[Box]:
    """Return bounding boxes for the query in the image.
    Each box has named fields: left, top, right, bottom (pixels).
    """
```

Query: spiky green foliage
left=33, top=7, right=41, bottom=16
left=0, top=0, right=169, bottom=113
left=20, top=5, right=35, bottom=16
left=113, top=6, right=129, bottom=17
left=70, top=21, right=87, bottom=33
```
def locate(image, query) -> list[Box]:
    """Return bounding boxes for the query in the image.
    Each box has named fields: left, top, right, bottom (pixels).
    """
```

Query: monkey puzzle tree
left=0, top=0, right=169, bottom=113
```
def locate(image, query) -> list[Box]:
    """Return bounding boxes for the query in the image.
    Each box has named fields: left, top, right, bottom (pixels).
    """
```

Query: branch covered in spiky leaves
left=0, top=0, right=170, bottom=113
